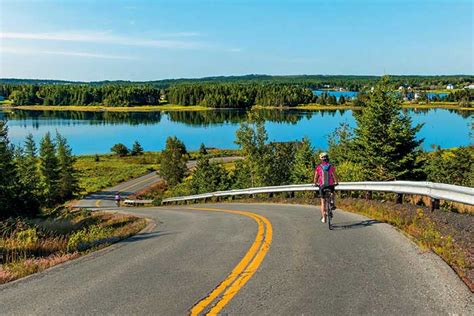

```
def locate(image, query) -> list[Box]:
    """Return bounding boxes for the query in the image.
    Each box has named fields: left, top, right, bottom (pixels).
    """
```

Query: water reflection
left=2, top=108, right=470, bottom=127
left=1, top=110, right=163, bottom=126
left=1, top=108, right=471, bottom=154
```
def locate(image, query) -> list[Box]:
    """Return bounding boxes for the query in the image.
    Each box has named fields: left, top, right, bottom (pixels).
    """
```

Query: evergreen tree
left=56, top=132, right=79, bottom=201
left=0, top=120, right=22, bottom=218
left=160, top=136, right=188, bottom=186
left=15, top=134, right=41, bottom=213
left=290, top=137, right=315, bottom=184
left=199, top=143, right=208, bottom=156
left=39, top=132, right=60, bottom=205
left=232, top=159, right=253, bottom=189
left=131, top=141, right=144, bottom=156
left=351, top=76, right=423, bottom=180
left=190, top=154, right=229, bottom=194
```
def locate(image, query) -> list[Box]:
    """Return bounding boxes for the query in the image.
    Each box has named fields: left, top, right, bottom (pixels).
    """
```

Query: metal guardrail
left=162, top=181, right=474, bottom=206
left=123, top=199, right=154, bottom=206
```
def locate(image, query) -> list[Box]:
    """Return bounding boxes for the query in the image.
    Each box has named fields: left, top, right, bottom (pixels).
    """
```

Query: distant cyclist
left=314, top=152, right=338, bottom=223
left=114, top=192, right=121, bottom=207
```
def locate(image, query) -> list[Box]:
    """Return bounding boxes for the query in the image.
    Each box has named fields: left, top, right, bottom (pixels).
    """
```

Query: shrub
left=110, top=143, right=129, bottom=156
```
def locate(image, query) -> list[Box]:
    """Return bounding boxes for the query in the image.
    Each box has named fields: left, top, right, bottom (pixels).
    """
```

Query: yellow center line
left=188, top=207, right=272, bottom=315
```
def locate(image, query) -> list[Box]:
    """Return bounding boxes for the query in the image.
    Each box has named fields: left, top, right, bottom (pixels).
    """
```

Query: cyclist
left=114, top=192, right=121, bottom=207
left=313, top=152, right=338, bottom=223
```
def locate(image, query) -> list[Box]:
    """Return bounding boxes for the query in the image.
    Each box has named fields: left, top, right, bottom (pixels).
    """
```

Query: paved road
left=73, top=156, right=242, bottom=208
left=1, top=203, right=471, bottom=315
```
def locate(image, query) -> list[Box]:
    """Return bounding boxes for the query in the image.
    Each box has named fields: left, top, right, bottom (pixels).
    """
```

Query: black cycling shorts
left=319, top=185, right=335, bottom=198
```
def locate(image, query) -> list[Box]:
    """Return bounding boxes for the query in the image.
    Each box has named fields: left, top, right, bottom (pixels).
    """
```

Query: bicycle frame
left=322, top=189, right=333, bottom=230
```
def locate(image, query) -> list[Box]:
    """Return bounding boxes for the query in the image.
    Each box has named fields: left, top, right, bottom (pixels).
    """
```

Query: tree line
left=0, top=123, right=79, bottom=218
left=2, top=74, right=472, bottom=91
left=1, top=80, right=472, bottom=108
left=0, top=84, right=161, bottom=107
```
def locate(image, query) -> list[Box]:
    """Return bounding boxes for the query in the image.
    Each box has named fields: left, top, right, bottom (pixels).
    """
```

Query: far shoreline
left=0, top=101, right=472, bottom=113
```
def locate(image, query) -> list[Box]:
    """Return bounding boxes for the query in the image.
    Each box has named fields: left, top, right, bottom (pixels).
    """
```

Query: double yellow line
left=189, top=207, right=273, bottom=315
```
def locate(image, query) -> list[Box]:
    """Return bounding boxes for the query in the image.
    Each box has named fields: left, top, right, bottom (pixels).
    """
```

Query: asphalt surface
left=73, top=156, right=242, bottom=208
left=1, top=203, right=472, bottom=315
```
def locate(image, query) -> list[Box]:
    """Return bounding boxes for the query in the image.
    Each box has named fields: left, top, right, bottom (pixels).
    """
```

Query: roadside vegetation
left=0, top=207, right=146, bottom=284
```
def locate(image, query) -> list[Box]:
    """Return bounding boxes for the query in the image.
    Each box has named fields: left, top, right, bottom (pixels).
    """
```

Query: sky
left=0, top=0, right=472, bottom=81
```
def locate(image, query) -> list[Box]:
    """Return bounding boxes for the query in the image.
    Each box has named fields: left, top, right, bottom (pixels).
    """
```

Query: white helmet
left=319, top=152, right=329, bottom=160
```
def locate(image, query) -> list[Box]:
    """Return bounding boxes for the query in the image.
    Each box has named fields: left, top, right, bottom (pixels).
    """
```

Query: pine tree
left=190, top=154, right=229, bottom=194
left=351, top=76, right=423, bottom=180
left=131, top=141, right=144, bottom=156
left=291, top=137, right=315, bottom=184
left=14, top=134, right=41, bottom=214
left=160, top=136, right=188, bottom=187
left=56, top=132, right=79, bottom=201
left=39, top=132, right=60, bottom=205
left=0, top=120, right=22, bottom=218
left=199, top=143, right=208, bottom=157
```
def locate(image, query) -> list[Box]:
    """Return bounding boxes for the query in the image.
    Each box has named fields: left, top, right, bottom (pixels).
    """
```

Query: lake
left=1, top=108, right=471, bottom=155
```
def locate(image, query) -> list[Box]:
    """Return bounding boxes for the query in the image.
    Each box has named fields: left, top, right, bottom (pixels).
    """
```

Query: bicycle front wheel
left=326, top=199, right=332, bottom=230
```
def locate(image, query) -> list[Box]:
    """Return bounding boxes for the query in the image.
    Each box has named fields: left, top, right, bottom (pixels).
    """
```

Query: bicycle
left=321, top=187, right=336, bottom=230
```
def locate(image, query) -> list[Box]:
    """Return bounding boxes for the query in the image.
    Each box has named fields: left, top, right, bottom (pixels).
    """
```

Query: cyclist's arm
left=332, top=166, right=339, bottom=185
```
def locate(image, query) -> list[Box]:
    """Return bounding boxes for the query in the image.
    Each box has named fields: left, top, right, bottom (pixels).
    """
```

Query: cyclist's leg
left=319, top=187, right=326, bottom=221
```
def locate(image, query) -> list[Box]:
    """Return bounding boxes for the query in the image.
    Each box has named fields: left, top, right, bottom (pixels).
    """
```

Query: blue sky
left=0, top=0, right=472, bottom=81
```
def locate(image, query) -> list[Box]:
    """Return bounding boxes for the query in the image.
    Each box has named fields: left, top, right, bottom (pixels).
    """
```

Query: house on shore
left=446, top=84, right=454, bottom=90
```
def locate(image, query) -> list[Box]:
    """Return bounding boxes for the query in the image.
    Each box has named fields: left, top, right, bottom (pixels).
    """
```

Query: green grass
left=0, top=100, right=13, bottom=106
left=75, top=150, right=240, bottom=196
left=75, top=153, right=160, bottom=195
left=0, top=208, right=147, bottom=284
left=1, top=104, right=211, bottom=112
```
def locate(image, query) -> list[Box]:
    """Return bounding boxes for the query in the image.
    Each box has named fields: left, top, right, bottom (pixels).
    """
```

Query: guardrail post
left=430, top=198, right=440, bottom=211
left=268, top=192, right=274, bottom=198
left=365, top=191, right=372, bottom=200
left=289, top=191, right=295, bottom=198
left=396, top=193, right=403, bottom=204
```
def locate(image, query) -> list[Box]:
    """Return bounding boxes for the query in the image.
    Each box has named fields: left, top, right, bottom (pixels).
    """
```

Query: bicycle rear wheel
left=326, top=199, right=332, bottom=230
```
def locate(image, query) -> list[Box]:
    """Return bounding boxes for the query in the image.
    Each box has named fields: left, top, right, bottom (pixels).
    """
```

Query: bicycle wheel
left=326, top=198, right=332, bottom=230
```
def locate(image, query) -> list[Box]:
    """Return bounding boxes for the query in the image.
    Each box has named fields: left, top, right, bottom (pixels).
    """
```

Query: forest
left=0, top=74, right=472, bottom=108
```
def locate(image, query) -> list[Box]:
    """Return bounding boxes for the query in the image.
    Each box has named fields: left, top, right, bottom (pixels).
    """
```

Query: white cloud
left=0, top=31, right=205, bottom=49
left=1, top=46, right=137, bottom=60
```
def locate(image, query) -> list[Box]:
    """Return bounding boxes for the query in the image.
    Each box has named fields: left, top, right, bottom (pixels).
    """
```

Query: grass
left=0, top=208, right=147, bottom=284
left=2, top=100, right=472, bottom=112
left=0, top=104, right=211, bottom=112
left=401, top=101, right=473, bottom=110
left=75, top=153, right=160, bottom=195
left=74, top=150, right=239, bottom=196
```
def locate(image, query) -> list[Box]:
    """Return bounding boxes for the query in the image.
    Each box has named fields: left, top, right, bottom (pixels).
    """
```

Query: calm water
left=313, top=90, right=448, bottom=100
left=1, top=109, right=472, bottom=155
